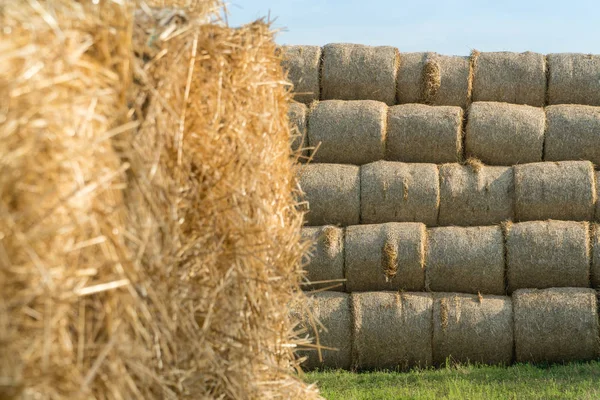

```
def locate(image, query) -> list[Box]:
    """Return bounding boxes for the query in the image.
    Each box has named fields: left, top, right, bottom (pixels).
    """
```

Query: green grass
left=305, top=362, right=600, bottom=400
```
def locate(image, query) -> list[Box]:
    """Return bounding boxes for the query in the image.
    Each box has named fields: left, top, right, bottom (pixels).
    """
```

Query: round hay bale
left=506, top=221, right=590, bottom=293
left=545, top=105, right=600, bottom=165
left=352, top=292, right=433, bottom=370
left=345, top=223, right=426, bottom=292
left=308, top=100, right=386, bottom=165
left=438, top=163, right=514, bottom=226
left=280, top=45, right=321, bottom=104
left=596, top=171, right=600, bottom=222
left=547, top=53, right=600, bottom=106
left=426, top=54, right=471, bottom=108
left=288, top=102, right=308, bottom=159
left=426, top=226, right=505, bottom=295
left=432, top=293, right=513, bottom=366
left=514, top=161, right=596, bottom=221
left=513, top=288, right=600, bottom=363
left=360, top=161, right=439, bottom=226
left=386, top=104, right=463, bottom=163
left=321, top=43, right=398, bottom=105
left=465, top=102, right=545, bottom=165
left=301, top=226, right=345, bottom=291
left=298, top=164, right=360, bottom=226
left=591, top=224, right=600, bottom=288
left=472, top=52, right=546, bottom=107
left=396, top=52, right=430, bottom=104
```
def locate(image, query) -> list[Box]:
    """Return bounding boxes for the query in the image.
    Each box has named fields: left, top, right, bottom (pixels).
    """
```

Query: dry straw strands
left=289, top=102, right=309, bottom=159
left=396, top=52, right=430, bottom=104
left=280, top=45, right=322, bottom=104
left=301, top=226, right=345, bottom=291
left=513, top=288, right=600, bottom=363
left=547, top=53, right=600, bottom=106
left=308, top=100, right=387, bottom=165
left=545, top=105, right=600, bottom=165
left=321, top=44, right=399, bottom=105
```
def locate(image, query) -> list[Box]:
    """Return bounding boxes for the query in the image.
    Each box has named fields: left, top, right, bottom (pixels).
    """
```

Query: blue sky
left=226, top=0, right=599, bottom=55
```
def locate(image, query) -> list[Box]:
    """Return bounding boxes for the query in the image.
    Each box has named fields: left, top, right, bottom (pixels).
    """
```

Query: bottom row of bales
left=294, top=289, right=600, bottom=371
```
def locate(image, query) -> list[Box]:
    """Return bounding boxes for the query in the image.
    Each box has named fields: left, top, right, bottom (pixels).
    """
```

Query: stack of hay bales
left=284, top=44, right=600, bottom=371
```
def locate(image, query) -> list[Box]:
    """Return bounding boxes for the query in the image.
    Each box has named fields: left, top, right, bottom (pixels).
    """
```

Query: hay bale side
left=514, top=161, right=596, bottom=221
left=321, top=43, right=398, bottom=105
left=472, top=52, right=546, bottom=106
left=386, top=104, right=463, bottom=163
left=426, top=226, right=505, bottom=295
left=308, top=100, right=386, bottom=165
left=352, top=292, right=433, bottom=370
left=289, top=102, right=309, bottom=160
left=466, top=102, right=545, bottom=165
left=438, top=164, right=514, bottom=226
left=507, top=221, right=590, bottom=292
left=547, top=53, right=600, bottom=106
left=301, top=226, right=345, bottom=291
left=426, top=54, right=471, bottom=108
left=597, top=171, right=600, bottom=222
left=298, top=164, right=360, bottom=226
left=360, top=161, right=439, bottom=226
left=345, top=223, right=426, bottom=292
left=280, top=45, right=321, bottom=104
left=433, top=293, right=513, bottom=366
left=545, top=105, right=600, bottom=165
left=513, top=288, right=600, bottom=363
left=396, top=52, right=430, bottom=104
left=592, top=225, right=600, bottom=288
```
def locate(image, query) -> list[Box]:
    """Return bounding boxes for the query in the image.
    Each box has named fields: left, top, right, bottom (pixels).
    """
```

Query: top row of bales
left=281, top=44, right=600, bottom=107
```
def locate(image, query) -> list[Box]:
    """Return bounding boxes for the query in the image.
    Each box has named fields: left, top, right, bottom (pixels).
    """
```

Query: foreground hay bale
left=513, top=288, right=600, bottom=363
left=321, top=44, right=398, bottom=105
left=545, top=105, right=600, bottom=165
left=280, top=45, right=321, bottom=104
left=289, top=102, right=309, bottom=159
left=465, top=102, right=545, bottom=165
left=308, top=100, right=386, bottom=165
left=426, top=226, right=505, bottom=295
left=301, top=226, right=345, bottom=291
left=345, top=223, right=426, bottom=292
left=360, top=161, right=440, bottom=225
left=433, top=293, right=513, bottom=366
left=472, top=52, right=546, bottom=106
left=352, top=292, right=433, bottom=370
left=438, top=164, right=514, bottom=226
left=386, top=104, right=463, bottom=163
left=423, top=54, right=471, bottom=108
left=547, top=53, right=600, bottom=106
left=514, top=161, right=596, bottom=221
left=506, top=221, right=590, bottom=292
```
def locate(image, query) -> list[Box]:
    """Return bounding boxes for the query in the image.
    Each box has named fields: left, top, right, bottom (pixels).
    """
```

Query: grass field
left=305, top=361, right=600, bottom=400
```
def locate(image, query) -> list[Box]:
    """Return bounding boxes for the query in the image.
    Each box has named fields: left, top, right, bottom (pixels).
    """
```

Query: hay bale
left=345, top=223, right=426, bottom=292
left=597, top=171, right=600, bottom=222
left=514, top=161, right=596, bottom=221
left=592, top=225, right=600, bottom=288
left=352, top=292, right=433, bottom=370
left=289, top=102, right=308, bottom=159
left=466, top=102, right=545, bottom=165
left=433, top=293, right=513, bottom=366
left=545, top=105, right=600, bottom=165
left=396, top=52, right=430, bottom=104
left=280, top=45, right=321, bottom=104
left=386, top=104, right=463, bottom=163
left=513, top=288, right=600, bottom=363
left=547, top=53, right=600, bottom=106
left=507, top=221, right=590, bottom=292
left=360, top=161, right=439, bottom=226
left=438, top=164, right=514, bottom=226
left=301, top=226, right=345, bottom=291
left=298, top=164, right=360, bottom=226
left=426, top=54, right=471, bottom=108
left=309, top=100, right=386, bottom=165
left=472, top=52, right=546, bottom=106
left=426, top=226, right=505, bottom=295
left=321, top=43, right=398, bottom=105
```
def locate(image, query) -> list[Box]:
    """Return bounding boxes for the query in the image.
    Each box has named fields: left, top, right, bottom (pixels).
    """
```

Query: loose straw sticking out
left=422, top=57, right=441, bottom=104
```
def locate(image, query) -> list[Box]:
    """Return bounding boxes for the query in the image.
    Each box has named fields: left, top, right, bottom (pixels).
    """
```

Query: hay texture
left=433, top=293, right=513, bottom=366
left=280, top=45, right=321, bottom=104
left=308, top=100, right=386, bottom=165
left=360, top=161, right=440, bottom=225
left=396, top=52, right=430, bottom=104
left=321, top=43, right=398, bottom=105
left=514, top=161, right=596, bottom=221
left=466, top=102, right=545, bottom=165
left=438, top=164, right=514, bottom=226
left=592, top=225, right=600, bottom=288
left=547, top=53, right=600, bottom=106
left=289, top=102, right=309, bottom=160
left=513, top=288, right=600, bottom=363
left=301, top=226, right=345, bottom=291
left=298, top=164, right=360, bottom=226
left=425, top=54, right=471, bottom=108
left=386, top=104, right=463, bottom=163
left=345, top=223, right=426, bottom=292
left=426, top=226, right=505, bottom=295
left=545, top=105, right=600, bottom=165
left=352, top=292, right=433, bottom=370
left=472, top=52, right=546, bottom=106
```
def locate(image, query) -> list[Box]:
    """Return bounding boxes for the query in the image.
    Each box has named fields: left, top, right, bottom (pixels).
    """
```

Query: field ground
left=305, top=361, right=600, bottom=400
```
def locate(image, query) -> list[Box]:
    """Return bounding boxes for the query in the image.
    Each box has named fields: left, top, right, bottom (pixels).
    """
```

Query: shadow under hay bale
left=547, top=53, right=600, bottom=106
left=289, top=102, right=309, bottom=160
left=301, top=226, right=345, bottom=292
left=545, top=105, right=600, bottom=165
left=280, top=45, right=322, bottom=104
